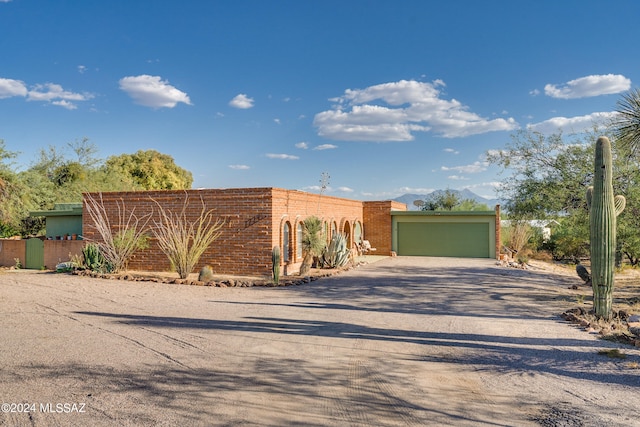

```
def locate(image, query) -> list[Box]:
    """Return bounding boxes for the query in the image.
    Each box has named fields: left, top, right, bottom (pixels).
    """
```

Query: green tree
left=103, top=150, right=193, bottom=190
left=421, top=189, right=460, bottom=211
left=486, top=129, right=595, bottom=219
left=487, top=127, right=640, bottom=264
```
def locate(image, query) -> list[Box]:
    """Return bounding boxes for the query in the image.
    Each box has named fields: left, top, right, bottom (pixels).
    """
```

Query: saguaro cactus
left=272, top=245, right=281, bottom=285
left=586, top=136, right=626, bottom=319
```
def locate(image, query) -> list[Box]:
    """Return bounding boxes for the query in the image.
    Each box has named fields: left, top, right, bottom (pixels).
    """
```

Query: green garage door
left=397, top=222, right=490, bottom=257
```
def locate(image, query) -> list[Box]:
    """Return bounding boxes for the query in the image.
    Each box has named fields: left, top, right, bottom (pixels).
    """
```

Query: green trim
left=391, top=210, right=495, bottom=217
left=30, top=204, right=83, bottom=218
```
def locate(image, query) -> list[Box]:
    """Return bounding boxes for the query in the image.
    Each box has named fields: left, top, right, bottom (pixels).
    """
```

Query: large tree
left=0, top=138, right=195, bottom=236
left=103, top=150, right=193, bottom=190
left=486, top=129, right=596, bottom=219
left=487, top=128, right=640, bottom=264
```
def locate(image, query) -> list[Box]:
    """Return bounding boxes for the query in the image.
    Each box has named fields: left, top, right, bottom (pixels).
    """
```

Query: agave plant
left=323, top=233, right=350, bottom=268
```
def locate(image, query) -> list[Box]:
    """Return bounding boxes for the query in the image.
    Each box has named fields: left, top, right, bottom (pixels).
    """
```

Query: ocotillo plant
left=272, top=245, right=281, bottom=285
left=586, top=136, right=626, bottom=319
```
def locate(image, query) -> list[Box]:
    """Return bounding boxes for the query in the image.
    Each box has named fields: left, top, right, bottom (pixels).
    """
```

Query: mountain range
left=392, top=189, right=502, bottom=211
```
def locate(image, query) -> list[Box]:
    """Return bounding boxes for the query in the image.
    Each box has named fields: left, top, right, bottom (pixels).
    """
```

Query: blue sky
left=1, top=0, right=639, bottom=200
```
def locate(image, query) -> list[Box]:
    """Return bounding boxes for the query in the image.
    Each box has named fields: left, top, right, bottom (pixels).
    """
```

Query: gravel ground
left=0, top=256, right=639, bottom=426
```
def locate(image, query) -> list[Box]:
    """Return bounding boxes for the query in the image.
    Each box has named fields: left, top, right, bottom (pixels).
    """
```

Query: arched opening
left=354, top=221, right=363, bottom=244
left=343, top=220, right=352, bottom=249
left=296, top=221, right=303, bottom=261
left=282, top=221, right=292, bottom=262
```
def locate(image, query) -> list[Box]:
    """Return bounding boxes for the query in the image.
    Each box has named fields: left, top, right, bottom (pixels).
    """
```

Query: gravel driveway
left=1, top=257, right=639, bottom=426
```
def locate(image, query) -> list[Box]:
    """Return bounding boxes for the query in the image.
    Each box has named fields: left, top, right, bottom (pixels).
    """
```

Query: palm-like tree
left=300, top=216, right=325, bottom=275
left=614, top=88, right=640, bottom=155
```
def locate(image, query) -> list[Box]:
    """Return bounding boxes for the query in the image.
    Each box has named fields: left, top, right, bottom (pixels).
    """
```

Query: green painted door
left=397, top=222, right=490, bottom=257
left=25, top=238, right=45, bottom=269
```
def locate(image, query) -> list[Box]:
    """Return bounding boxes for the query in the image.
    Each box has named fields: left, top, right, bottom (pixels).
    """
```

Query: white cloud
left=228, top=164, right=250, bottom=170
left=441, top=160, right=488, bottom=174
left=295, top=142, right=309, bottom=149
left=529, top=89, right=541, bottom=96
left=274, top=118, right=281, bottom=124
left=397, top=186, right=436, bottom=194
left=266, top=153, right=299, bottom=160
left=528, top=111, right=616, bottom=134
left=0, top=78, right=27, bottom=98
left=448, top=175, right=469, bottom=180
left=78, top=65, right=87, bottom=74
left=229, top=93, right=254, bottom=109
left=313, top=144, right=337, bottom=150
left=52, top=100, right=77, bottom=110
left=26, top=83, right=93, bottom=109
left=28, top=83, right=91, bottom=102
left=544, top=74, right=631, bottom=99
left=443, top=148, right=459, bottom=154
left=337, top=186, right=354, bottom=193
left=314, top=80, right=518, bottom=141
left=119, top=75, right=191, bottom=108
left=0, top=78, right=93, bottom=109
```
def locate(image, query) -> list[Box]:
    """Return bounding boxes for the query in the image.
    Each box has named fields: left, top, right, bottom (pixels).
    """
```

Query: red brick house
left=81, top=188, right=407, bottom=277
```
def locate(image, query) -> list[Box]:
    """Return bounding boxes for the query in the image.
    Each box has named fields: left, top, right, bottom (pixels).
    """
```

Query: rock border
left=70, top=262, right=365, bottom=288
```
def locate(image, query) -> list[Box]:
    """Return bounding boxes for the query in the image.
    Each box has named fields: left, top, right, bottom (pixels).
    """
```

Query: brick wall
left=270, top=189, right=364, bottom=273
left=44, top=240, right=86, bottom=270
left=0, top=239, right=25, bottom=267
left=83, top=188, right=367, bottom=277
left=363, top=201, right=407, bottom=255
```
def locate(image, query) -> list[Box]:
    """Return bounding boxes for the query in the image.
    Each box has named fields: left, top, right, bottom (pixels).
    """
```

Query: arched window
left=283, top=222, right=291, bottom=262
left=343, top=221, right=352, bottom=248
left=296, top=222, right=303, bottom=260
left=354, top=221, right=363, bottom=244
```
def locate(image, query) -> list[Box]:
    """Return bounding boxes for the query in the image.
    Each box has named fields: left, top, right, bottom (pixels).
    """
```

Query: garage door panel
left=397, top=222, right=489, bottom=257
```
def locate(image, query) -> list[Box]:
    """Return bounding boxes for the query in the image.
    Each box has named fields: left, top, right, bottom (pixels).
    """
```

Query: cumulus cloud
left=28, top=83, right=92, bottom=103
left=0, top=78, right=27, bottom=98
left=528, top=111, right=616, bottom=134
left=544, top=74, right=631, bottom=99
left=314, top=80, right=517, bottom=141
left=397, top=186, right=436, bottom=194
left=441, top=160, right=488, bottom=174
left=229, top=93, right=254, bottom=109
left=119, top=75, right=191, bottom=108
left=0, top=78, right=92, bottom=109
left=295, top=142, right=309, bottom=149
left=228, top=164, right=250, bottom=170
left=313, top=144, right=337, bottom=150
left=266, top=153, right=299, bottom=160
left=443, top=148, right=460, bottom=154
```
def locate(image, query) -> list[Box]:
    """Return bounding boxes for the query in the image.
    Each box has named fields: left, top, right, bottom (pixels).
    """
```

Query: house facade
left=1, top=187, right=501, bottom=274
left=81, top=187, right=407, bottom=276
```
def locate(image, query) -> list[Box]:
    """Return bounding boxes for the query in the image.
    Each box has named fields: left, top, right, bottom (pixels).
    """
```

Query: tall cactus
left=586, top=136, right=626, bottom=319
left=272, top=245, right=281, bottom=285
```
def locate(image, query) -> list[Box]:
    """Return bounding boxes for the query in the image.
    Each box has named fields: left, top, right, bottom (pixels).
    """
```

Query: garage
left=392, top=211, right=498, bottom=258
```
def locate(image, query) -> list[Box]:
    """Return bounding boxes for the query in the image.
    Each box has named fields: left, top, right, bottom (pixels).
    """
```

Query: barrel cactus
left=586, top=136, right=626, bottom=319
left=272, top=245, right=281, bottom=285
left=323, top=233, right=350, bottom=268
left=198, top=265, right=214, bottom=282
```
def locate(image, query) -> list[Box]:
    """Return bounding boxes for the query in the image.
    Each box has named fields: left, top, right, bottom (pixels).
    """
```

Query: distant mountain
left=393, top=190, right=502, bottom=211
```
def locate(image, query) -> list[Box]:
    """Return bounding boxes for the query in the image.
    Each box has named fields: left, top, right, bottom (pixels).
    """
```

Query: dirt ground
left=1, top=257, right=639, bottom=426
